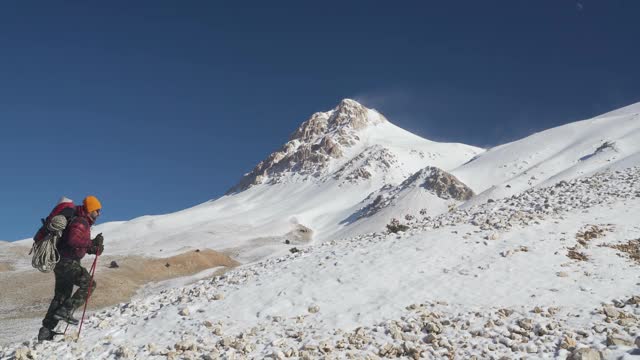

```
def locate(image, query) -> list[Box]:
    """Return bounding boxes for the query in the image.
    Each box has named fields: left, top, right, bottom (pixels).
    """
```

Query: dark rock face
left=351, top=167, right=474, bottom=221
left=418, top=167, right=474, bottom=201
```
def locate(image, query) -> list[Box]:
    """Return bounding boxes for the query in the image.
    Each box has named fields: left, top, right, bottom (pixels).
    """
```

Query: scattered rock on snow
left=114, top=345, right=134, bottom=359
left=14, top=348, right=31, bottom=360
left=561, top=335, right=577, bottom=350
left=568, top=347, right=603, bottom=360
left=424, top=321, right=443, bottom=334
left=602, top=305, right=620, bottom=319
left=175, top=340, right=197, bottom=352
left=517, top=318, right=533, bottom=331
left=606, top=334, right=633, bottom=347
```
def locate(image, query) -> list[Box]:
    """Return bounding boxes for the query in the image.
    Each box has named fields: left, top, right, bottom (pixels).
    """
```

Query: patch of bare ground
left=566, top=248, right=589, bottom=261
left=0, top=243, right=31, bottom=272
left=599, top=238, right=640, bottom=265
left=566, top=224, right=615, bottom=261
left=575, top=224, right=614, bottom=247
left=0, top=249, right=239, bottom=322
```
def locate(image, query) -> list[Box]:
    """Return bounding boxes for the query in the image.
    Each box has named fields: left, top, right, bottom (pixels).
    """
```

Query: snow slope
left=3, top=100, right=640, bottom=359
left=320, top=102, right=640, bottom=240
left=3, top=167, right=638, bottom=359
left=451, top=103, right=640, bottom=206
left=338, top=166, right=474, bottom=237
left=7, top=99, right=482, bottom=264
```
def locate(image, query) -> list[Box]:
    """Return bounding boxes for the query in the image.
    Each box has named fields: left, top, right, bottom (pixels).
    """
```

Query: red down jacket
left=58, top=206, right=95, bottom=260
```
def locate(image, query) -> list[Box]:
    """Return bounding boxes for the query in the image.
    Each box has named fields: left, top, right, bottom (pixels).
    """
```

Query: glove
left=93, top=233, right=104, bottom=247
left=88, top=233, right=104, bottom=255
left=88, top=243, right=104, bottom=255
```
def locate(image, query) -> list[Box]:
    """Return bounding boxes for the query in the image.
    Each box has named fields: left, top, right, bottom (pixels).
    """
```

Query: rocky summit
left=228, top=99, right=389, bottom=193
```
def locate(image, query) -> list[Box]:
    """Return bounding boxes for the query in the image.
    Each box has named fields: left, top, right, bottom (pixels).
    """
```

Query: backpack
left=33, top=199, right=76, bottom=244
left=30, top=198, right=76, bottom=272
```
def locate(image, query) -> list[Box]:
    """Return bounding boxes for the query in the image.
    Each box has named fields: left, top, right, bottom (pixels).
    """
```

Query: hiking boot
left=52, top=307, right=79, bottom=325
left=37, top=327, right=54, bottom=341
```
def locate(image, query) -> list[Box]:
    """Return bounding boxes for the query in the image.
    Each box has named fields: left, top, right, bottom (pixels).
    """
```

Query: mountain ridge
left=4, top=99, right=640, bottom=262
left=227, top=99, right=479, bottom=194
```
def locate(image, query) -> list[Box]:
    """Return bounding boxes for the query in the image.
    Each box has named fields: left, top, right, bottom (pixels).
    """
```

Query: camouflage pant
left=42, top=258, right=96, bottom=330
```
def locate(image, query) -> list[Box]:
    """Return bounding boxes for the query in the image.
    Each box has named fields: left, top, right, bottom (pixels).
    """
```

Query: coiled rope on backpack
left=30, top=215, right=67, bottom=273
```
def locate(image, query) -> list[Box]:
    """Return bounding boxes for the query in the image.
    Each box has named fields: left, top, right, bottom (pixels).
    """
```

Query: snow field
left=3, top=167, right=639, bottom=359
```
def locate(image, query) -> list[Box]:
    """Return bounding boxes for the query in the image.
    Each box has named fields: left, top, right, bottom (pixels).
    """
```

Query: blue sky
left=1, top=1, right=638, bottom=240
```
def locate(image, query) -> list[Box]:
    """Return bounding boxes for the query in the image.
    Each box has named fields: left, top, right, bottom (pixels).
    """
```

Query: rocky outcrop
left=353, top=167, right=474, bottom=220
left=227, top=99, right=387, bottom=194
left=417, top=167, right=474, bottom=201
left=333, top=145, right=400, bottom=184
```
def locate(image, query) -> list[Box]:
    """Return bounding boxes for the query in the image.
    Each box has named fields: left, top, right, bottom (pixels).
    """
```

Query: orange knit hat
left=83, top=196, right=102, bottom=213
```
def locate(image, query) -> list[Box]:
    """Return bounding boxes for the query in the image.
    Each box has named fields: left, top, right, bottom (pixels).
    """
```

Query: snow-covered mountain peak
left=228, top=98, right=482, bottom=194
left=328, top=98, right=386, bottom=130
left=289, top=98, right=386, bottom=143
left=228, top=100, right=388, bottom=193
left=228, top=99, right=422, bottom=193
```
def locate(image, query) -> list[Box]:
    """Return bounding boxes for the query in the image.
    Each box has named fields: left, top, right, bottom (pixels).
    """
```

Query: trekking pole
left=76, top=253, right=99, bottom=340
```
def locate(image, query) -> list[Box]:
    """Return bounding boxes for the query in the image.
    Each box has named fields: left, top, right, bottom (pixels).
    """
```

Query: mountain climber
left=38, top=196, right=104, bottom=341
